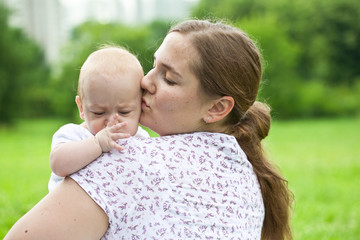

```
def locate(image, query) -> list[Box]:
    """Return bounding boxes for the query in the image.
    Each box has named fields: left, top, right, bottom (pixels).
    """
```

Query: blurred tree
left=238, top=16, right=302, bottom=118
left=193, top=0, right=269, bottom=21
left=0, top=3, right=50, bottom=124
left=305, top=0, right=360, bottom=85
left=51, top=20, right=170, bottom=120
left=191, top=0, right=360, bottom=118
left=193, top=0, right=360, bottom=85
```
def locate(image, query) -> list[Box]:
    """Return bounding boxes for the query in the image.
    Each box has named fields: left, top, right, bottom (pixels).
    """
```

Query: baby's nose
left=105, top=113, right=120, bottom=126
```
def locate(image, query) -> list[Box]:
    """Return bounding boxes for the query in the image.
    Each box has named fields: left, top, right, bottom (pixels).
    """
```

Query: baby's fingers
left=110, top=122, right=127, bottom=133
left=107, top=114, right=120, bottom=127
left=111, top=141, right=125, bottom=151
left=112, top=132, right=131, bottom=140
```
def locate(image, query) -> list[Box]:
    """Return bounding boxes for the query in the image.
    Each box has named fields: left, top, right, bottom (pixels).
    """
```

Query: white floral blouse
left=71, top=132, right=264, bottom=240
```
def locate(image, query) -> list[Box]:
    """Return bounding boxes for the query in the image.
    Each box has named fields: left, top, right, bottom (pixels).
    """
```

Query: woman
left=5, top=20, right=292, bottom=240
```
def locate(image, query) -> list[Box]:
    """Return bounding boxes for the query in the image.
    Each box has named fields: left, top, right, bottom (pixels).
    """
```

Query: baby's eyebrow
left=88, top=103, right=105, bottom=108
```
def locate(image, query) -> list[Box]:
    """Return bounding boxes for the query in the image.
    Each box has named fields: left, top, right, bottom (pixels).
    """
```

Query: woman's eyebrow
left=154, top=54, right=182, bottom=79
left=161, top=63, right=182, bottom=79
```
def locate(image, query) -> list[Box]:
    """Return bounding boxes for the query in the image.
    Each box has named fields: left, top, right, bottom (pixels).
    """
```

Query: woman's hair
left=170, top=19, right=293, bottom=240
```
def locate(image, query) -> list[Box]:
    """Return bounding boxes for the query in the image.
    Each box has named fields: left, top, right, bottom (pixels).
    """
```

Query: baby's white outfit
left=48, top=123, right=149, bottom=191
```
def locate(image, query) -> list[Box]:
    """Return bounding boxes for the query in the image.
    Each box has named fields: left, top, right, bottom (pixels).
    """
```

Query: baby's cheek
left=90, top=121, right=105, bottom=135
left=127, top=123, right=139, bottom=136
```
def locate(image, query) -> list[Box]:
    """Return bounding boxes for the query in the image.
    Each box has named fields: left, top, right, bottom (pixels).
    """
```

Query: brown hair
left=170, top=19, right=293, bottom=240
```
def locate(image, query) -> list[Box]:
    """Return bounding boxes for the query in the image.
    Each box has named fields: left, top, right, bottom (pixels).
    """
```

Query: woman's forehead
left=156, top=32, right=193, bottom=58
left=155, top=33, right=196, bottom=73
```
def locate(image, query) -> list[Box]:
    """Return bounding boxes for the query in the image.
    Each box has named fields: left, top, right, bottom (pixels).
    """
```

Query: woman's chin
left=139, top=115, right=149, bottom=128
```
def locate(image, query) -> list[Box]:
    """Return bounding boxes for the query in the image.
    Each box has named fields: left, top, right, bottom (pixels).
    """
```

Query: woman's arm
left=4, top=177, right=108, bottom=240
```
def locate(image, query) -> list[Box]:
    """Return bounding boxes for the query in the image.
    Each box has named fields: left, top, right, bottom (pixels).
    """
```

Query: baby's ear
left=203, top=96, right=235, bottom=123
left=75, top=96, right=85, bottom=120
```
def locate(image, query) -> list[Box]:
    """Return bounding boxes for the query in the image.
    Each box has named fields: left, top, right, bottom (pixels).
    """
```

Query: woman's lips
left=141, top=98, right=149, bottom=110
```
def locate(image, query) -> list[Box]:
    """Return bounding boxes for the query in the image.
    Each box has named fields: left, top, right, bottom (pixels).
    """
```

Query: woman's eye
left=164, top=77, right=176, bottom=86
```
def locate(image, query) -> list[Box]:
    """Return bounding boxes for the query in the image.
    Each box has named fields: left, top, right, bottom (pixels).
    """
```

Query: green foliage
left=50, top=20, right=170, bottom=120
left=236, top=15, right=302, bottom=118
left=0, top=3, right=51, bottom=123
left=192, top=0, right=360, bottom=118
left=273, top=0, right=360, bottom=85
left=295, top=80, right=360, bottom=118
left=193, top=0, right=269, bottom=21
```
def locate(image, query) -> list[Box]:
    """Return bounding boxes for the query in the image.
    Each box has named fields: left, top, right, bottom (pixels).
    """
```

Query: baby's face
left=79, top=70, right=142, bottom=136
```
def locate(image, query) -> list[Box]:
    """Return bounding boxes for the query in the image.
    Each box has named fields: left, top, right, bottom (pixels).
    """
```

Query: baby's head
left=76, top=46, right=144, bottom=136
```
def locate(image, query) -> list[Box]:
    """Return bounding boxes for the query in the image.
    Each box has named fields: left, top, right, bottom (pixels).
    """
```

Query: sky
left=59, top=0, right=199, bottom=27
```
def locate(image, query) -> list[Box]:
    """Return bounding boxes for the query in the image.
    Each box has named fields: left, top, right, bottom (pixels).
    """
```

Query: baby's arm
left=50, top=121, right=130, bottom=177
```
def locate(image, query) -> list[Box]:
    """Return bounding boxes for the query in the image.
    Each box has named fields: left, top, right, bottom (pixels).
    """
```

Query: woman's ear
left=204, top=96, right=235, bottom=123
left=75, top=96, right=85, bottom=120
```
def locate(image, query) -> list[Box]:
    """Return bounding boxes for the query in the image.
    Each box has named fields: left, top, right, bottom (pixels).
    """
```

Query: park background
left=0, top=0, right=359, bottom=239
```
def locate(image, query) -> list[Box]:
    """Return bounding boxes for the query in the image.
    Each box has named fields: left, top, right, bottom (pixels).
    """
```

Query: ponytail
left=229, top=101, right=293, bottom=240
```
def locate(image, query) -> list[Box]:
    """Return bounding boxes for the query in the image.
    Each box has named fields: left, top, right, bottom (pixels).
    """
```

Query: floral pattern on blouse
left=71, top=132, right=264, bottom=240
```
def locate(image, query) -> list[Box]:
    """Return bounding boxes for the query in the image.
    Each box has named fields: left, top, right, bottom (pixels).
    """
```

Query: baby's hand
left=94, top=114, right=131, bottom=152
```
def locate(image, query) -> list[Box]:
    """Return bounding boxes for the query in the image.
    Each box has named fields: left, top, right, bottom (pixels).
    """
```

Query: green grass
left=266, top=118, right=360, bottom=239
left=1, top=118, right=359, bottom=239
left=0, top=118, right=67, bottom=237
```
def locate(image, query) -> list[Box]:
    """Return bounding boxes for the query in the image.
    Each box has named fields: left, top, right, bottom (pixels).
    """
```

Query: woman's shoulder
left=117, top=132, right=242, bottom=158
left=121, top=131, right=236, bottom=144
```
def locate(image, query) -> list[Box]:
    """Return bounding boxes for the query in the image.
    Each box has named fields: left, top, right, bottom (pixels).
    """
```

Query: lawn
left=1, top=118, right=359, bottom=239
left=266, top=118, right=360, bottom=239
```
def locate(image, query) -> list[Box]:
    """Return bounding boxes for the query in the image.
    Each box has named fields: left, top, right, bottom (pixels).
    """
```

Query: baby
left=48, top=46, right=149, bottom=191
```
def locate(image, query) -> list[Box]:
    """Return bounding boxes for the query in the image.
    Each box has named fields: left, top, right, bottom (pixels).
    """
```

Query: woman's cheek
left=160, top=91, right=179, bottom=111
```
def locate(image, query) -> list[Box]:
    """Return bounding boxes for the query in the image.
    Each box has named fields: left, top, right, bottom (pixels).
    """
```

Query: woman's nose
left=141, top=70, right=156, bottom=94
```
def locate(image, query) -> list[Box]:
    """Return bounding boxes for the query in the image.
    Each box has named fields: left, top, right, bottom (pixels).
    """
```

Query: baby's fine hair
left=77, top=45, right=143, bottom=100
